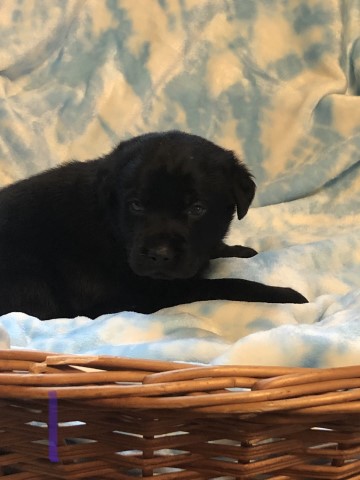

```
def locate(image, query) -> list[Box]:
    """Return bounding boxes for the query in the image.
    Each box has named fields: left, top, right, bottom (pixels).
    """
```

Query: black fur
left=0, top=131, right=307, bottom=319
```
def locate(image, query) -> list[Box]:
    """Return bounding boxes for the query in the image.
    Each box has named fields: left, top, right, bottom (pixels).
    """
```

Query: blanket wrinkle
left=0, top=0, right=360, bottom=367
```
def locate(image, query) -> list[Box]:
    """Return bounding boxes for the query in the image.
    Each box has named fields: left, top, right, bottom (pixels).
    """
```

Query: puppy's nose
left=145, top=245, right=174, bottom=264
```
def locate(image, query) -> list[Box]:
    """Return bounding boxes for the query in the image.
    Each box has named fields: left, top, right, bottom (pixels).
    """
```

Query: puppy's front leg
left=212, top=241, right=257, bottom=259
left=135, top=278, right=308, bottom=314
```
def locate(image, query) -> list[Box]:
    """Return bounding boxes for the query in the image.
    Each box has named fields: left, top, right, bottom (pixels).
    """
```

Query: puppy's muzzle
left=137, top=240, right=178, bottom=279
left=130, top=230, right=199, bottom=279
left=142, top=244, right=174, bottom=266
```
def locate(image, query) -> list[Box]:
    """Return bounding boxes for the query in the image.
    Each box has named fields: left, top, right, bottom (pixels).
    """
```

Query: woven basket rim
left=1, top=349, right=360, bottom=416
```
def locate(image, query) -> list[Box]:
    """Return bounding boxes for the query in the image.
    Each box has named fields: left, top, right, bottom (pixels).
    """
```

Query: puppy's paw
left=232, top=245, right=258, bottom=258
left=282, top=288, right=308, bottom=304
left=212, top=243, right=257, bottom=259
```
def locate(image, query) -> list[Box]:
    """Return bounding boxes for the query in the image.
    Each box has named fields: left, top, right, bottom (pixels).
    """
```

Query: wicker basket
left=1, top=349, right=360, bottom=479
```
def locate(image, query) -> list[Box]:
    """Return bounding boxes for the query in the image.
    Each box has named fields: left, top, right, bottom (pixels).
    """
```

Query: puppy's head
left=99, top=131, right=255, bottom=280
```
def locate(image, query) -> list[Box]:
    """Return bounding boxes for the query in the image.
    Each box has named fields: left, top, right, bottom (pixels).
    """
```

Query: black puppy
left=0, top=131, right=307, bottom=319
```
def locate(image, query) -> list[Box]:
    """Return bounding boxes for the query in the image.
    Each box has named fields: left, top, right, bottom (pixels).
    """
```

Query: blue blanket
left=0, top=0, right=360, bottom=367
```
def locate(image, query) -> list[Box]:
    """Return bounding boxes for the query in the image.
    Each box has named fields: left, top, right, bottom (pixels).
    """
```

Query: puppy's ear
left=230, top=153, right=256, bottom=220
left=97, top=166, right=117, bottom=212
left=96, top=165, right=127, bottom=242
left=96, top=139, right=135, bottom=212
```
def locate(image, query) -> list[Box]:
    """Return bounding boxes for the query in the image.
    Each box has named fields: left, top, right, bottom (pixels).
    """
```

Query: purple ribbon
left=48, top=391, right=59, bottom=462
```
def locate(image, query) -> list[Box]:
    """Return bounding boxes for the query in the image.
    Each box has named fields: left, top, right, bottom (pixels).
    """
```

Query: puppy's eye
left=129, top=200, right=145, bottom=214
left=187, top=203, right=206, bottom=217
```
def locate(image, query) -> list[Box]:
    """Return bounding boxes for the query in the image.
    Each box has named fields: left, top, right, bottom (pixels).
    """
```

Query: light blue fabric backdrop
left=0, top=0, right=360, bottom=367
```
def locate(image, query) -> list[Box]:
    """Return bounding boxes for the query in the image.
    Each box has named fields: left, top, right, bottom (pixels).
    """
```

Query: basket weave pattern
left=1, top=350, right=360, bottom=479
